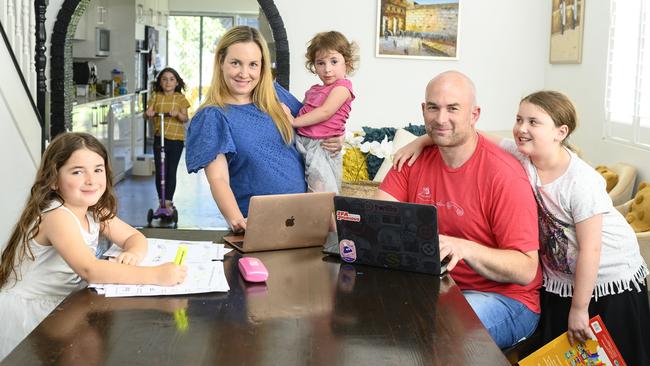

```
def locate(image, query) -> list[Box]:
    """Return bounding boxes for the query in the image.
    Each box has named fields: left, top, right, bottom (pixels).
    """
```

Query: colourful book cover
left=519, top=315, right=626, bottom=366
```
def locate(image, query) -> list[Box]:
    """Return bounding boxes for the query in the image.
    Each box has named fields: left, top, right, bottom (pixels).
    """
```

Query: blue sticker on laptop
left=339, top=239, right=357, bottom=263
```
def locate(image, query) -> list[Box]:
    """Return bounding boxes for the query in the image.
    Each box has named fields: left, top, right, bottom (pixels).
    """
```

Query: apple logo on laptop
left=285, top=216, right=295, bottom=227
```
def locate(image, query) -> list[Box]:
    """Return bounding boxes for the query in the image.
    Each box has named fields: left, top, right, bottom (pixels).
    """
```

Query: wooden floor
left=114, top=152, right=227, bottom=229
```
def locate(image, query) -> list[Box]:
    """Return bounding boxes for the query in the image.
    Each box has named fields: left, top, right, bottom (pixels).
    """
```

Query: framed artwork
left=375, top=0, right=460, bottom=60
left=549, top=0, right=585, bottom=64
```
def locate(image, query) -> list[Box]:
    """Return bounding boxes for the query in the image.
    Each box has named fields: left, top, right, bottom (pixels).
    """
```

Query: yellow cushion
left=626, top=182, right=650, bottom=233
left=342, top=147, right=369, bottom=182
left=595, top=166, right=619, bottom=192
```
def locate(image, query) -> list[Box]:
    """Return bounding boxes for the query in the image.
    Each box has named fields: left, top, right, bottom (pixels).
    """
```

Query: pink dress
left=297, top=78, right=354, bottom=139
left=294, top=79, right=355, bottom=194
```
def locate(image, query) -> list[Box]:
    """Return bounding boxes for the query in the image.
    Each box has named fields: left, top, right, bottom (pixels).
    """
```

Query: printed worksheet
left=103, top=239, right=232, bottom=262
left=90, top=238, right=231, bottom=297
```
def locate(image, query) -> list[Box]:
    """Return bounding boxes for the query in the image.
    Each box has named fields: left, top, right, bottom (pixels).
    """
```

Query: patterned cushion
left=595, top=165, right=619, bottom=192
left=342, top=147, right=369, bottom=182
left=626, top=182, right=650, bottom=233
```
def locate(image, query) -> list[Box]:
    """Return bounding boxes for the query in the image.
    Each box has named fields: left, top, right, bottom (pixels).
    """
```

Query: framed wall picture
left=376, top=0, right=460, bottom=60
left=549, top=0, right=585, bottom=64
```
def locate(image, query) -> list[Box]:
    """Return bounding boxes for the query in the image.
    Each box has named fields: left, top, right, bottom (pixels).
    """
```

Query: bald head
left=426, top=71, right=477, bottom=107
left=421, top=70, right=481, bottom=162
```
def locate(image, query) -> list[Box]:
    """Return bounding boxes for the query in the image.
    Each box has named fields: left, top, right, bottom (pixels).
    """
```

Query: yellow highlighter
left=174, top=244, right=188, bottom=265
left=173, top=308, right=189, bottom=332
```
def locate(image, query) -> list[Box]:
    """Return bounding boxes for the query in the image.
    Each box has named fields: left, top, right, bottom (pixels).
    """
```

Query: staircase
left=1, top=0, right=38, bottom=98
left=0, top=0, right=44, bottom=246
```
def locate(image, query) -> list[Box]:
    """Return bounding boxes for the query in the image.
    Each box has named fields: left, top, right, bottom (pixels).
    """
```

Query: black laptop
left=328, top=196, right=445, bottom=275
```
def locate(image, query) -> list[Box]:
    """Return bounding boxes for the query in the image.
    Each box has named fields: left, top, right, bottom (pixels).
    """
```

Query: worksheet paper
left=89, top=238, right=231, bottom=297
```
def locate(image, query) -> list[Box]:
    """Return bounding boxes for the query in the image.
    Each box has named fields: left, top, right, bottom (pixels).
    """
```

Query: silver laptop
left=223, top=192, right=334, bottom=252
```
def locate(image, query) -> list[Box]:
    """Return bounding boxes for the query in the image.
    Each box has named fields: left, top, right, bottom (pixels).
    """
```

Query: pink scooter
left=147, top=113, right=178, bottom=228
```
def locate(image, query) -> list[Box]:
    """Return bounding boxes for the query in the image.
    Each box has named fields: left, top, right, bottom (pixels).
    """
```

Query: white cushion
left=373, top=129, right=418, bottom=182
left=487, top=130, right=512, bottom=139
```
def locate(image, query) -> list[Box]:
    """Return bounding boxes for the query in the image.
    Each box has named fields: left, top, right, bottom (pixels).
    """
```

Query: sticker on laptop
left=339, top=239, right=357, bottom=263
left=336, top=210, right=361, bottom=222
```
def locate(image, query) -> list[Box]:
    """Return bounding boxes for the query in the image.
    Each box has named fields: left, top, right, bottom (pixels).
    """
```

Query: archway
left=46, top=0, right=290, bottom=138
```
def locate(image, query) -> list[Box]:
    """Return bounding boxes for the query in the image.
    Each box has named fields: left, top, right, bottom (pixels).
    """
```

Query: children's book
left=519, top=315, right=625, bottom=366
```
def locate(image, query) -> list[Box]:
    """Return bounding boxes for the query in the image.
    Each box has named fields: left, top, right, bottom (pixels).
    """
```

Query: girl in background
left=393, top=91, right=650, bottom=364
left=145, top=67, right=191, bottom=210
left=290, top=31, right=358, bottom=193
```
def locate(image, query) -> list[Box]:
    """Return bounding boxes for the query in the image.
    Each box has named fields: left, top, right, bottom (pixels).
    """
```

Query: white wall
left=1, top=0, right=66, bottom=245
left=168, top=0, right=257, bottom=14
left=544, top=1, right=650, bottom=184
left=274, top=0, right=548, bottom=131
left=0, top=30, right=41, bottom=246
left=44, top=0, right=64, bottom=92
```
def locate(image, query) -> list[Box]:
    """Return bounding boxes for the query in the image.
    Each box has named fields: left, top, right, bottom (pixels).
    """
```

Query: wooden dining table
left=0, top=229, right=510, bottom=366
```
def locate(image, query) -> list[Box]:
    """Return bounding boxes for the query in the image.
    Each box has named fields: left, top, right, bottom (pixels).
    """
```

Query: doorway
left=167, top=15, right=235, bottom=112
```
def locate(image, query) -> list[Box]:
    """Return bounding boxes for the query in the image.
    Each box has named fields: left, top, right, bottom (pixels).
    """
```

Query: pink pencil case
left=238, top=257, right=269, bottom=282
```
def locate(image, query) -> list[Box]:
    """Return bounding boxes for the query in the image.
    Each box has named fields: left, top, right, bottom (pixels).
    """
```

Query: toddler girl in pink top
left=291, top=31, right=358, bottom=193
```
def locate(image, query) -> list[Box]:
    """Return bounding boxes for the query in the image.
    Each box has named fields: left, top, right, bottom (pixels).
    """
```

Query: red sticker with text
left=336, top=210, right=361, bottom=222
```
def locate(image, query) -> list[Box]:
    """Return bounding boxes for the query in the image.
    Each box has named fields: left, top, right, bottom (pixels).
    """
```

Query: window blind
left=605, top=0, right=650, bottom=147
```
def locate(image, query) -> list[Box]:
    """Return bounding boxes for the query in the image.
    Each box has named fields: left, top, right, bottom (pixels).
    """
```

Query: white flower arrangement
left=343, top=130, right=394, bottom=183
left=343, top=130, right=365, bottom=153
left=360, top=136, right=393, bottom=159
left=344, top=130, right=394, bottom=159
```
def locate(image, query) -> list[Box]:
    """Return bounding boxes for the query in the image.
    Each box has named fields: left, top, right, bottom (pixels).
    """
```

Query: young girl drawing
left=290, top=31, right=358, bottom=193
left=145, top=67, right=191, bottom=210
left=394, top=91, right=650, bottom=363
left=0, top=132, right=187, bottom=299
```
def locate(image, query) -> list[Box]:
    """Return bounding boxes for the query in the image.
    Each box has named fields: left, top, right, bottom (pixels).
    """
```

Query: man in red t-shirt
left=377, top=71, right=541, bottom=349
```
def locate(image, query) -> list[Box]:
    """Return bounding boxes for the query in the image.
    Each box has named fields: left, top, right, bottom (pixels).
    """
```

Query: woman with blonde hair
left=185, top=26, right=340, bottom=231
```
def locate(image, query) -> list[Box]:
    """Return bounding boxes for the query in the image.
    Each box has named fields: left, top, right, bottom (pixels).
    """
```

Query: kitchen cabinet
left=76, top=0, right=169, bottom=90
left=72, top=94, right=140, bottom=183
left=133, top=91, right=148, bottom=156
left=71, top=101, right=110, bottom=149
left=110, top=97, right=134, bottom=181
left=157, top=0, right=168, bottom=15
left=156, top=0, right=169, bottom=28
left=145, top=0, right=156, bottom=26
left=72, top=0, right=108, bottom=58
left=135, top=0, right=146, bottom=40
left=72, top=10, right=87, bottom=40
left=135, top=0, right=146, bottom=24
left=138, top=0, right=168, bottom=27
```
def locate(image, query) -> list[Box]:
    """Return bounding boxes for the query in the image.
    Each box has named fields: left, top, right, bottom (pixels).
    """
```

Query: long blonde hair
left=200, top=25, right=293, bottom=144
left=0, top=133, right=117, bottom=288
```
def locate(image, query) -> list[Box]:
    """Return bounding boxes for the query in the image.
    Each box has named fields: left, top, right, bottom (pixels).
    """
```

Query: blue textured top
left=185, top=83, right=306, bottom=216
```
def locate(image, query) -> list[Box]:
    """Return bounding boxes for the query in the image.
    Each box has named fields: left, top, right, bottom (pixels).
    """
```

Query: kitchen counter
left=72, top=91, right=149, bottom=183
left=73, top=91, right=145, bottom=107
left=73, top=94, right=117, bottom=106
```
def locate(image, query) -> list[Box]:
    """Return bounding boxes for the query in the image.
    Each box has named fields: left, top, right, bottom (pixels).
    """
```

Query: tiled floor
left=114, top=152, right=227, bottom=229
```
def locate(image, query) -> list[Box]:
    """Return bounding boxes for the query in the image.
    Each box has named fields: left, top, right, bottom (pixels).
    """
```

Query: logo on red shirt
left=417, top=186, right=432, bottom=201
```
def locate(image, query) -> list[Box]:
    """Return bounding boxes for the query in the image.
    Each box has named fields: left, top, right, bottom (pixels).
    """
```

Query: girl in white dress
left=0, top=132, right=187, bottom=359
